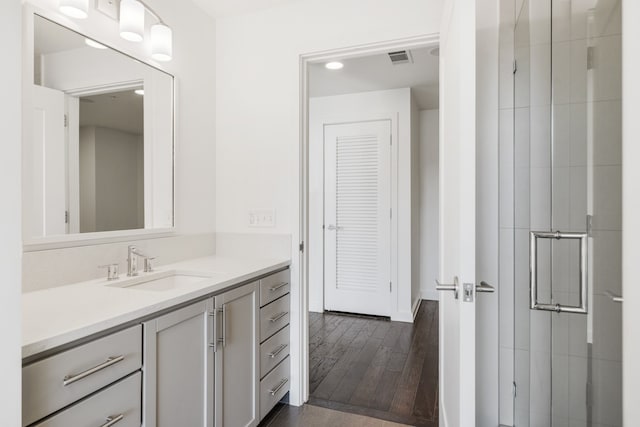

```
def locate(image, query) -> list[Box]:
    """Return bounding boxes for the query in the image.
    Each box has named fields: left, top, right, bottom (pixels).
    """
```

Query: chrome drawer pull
left=63, top=355, right=125, bottom=386
left=268, top=378, right=289, bottom=396
left=100, top=414, right=124, bottom=427
left=268, top=344, right=288, bottom=358
left=269, top=282, right=289, bottom=292
left=269, top=312, right=288, bottom=323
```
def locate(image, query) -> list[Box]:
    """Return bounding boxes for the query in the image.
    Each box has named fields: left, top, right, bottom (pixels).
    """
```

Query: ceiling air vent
left=388, top=50, right=413, bottom=65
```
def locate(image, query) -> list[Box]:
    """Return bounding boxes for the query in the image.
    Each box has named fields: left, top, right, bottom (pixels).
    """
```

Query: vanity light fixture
left=325, top=61, right=344, bottom=70
left=85, top=38, right=107, bottom=49
left=61, top=0, right=174, bottom=62
left=58, top=0, right=89, bottom=19
left=150, top=23, right=172, bottom=62
left=134, top=89, right=145, bottom=95
left=119, top=0, right=145, bottom=42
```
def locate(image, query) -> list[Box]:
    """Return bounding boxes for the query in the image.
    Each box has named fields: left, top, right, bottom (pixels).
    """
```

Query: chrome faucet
left=127, top=245, right=147, bottom=277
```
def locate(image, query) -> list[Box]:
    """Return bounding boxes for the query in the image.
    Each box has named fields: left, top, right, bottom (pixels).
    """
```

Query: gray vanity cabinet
left=214, top=281, right=260, bottom=427
left=143, top=299, right=215, bottom=427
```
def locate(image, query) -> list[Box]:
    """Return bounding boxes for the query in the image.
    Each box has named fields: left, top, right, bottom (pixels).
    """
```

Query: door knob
left=604, top=291, right=623, bottom=303
left=436, top=277, right=459, bottom=299
left=436, top=278, right=495, bottom=301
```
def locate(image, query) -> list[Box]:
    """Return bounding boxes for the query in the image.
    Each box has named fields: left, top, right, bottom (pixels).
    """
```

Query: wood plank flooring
left=307, top=301, right=439, bottom=427
left=260, top=403, right=412, bottom=427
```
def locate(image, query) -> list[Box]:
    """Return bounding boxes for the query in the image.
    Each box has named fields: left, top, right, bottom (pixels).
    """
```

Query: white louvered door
left=324, top=120, right=391, bottom=317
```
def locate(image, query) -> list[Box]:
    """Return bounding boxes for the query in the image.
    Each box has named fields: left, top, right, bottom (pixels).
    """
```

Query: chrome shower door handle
left=530, top=231, right=588, bottom=314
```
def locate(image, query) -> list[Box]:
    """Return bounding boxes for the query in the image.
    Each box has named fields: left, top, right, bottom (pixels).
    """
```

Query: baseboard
left=390, top=310, right=414, bottom=323
left=421, top=289, right=439, bottom=301
left=411, top=298, right=422, bottom=320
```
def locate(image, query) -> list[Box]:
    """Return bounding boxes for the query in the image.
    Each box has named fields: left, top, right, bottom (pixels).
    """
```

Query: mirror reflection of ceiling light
left=59, top=0, right=173, bottom=62
left=134, top=89, right=145, bottom=96
left=59, top=0, right=89, bottom=19
left=325, top=61, right=344, bottom=70
left=85, top=38, right=107, bottom=49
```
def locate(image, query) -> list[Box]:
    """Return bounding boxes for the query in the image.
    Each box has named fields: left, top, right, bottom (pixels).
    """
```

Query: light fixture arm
left=131, top=0, right=166, bottom=25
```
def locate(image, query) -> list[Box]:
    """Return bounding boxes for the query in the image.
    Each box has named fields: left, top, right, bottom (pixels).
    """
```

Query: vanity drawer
left=23, top=325, right=142, bottom=426
left=33, top=372, right=141, bottom=427
left=260, top=325, right=290, bottom=379
left=260, top=294, right=290, bottom=342
left=259, top=269, right=290, bottom=307
left=260, top=356, right=290, bottom=420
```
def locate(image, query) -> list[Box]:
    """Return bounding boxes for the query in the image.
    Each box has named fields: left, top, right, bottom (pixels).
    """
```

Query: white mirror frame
left=22, top=4, right=176, bottom=251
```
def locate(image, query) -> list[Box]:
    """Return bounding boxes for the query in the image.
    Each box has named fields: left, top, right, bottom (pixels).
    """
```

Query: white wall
left=215, top=0, right=443, bottom=405
left=419, top=110, right=440, bottom=301
left=0, top=0, right=22, bottom=423
left=308, top=88, right=416, bottom=321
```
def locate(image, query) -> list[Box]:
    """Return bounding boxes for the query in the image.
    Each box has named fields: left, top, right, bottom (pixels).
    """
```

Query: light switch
left=248, top=210, right=275, bottom=228
left=97, top=0, right=119, bottom=20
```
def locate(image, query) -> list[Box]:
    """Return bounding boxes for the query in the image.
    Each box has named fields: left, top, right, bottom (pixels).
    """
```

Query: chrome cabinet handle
left=268, top=344, right=288, bottom=358
left=268, top=378, right=289, bottom=396
left=218, top=306, right=226, bottom=348
left=63, top=355, right=125, bottom=386
left=605, top=291, right=624, bottom=303
left=269, top=312, right=288, bottom=323
left=100, top=414, right=124, bottom=427
left=269, top=282, right=289, bottom=292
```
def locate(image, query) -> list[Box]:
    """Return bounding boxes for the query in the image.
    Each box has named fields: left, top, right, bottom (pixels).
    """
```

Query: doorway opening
left=299, top=36, right=441, bottom=426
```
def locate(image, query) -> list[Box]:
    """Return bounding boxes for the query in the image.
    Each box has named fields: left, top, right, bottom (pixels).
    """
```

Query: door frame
left=298, top=33, right=439, bottom=403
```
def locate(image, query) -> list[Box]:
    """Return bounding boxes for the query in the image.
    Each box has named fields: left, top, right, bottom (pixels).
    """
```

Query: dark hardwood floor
left=307, top=301, right=439, bottom=427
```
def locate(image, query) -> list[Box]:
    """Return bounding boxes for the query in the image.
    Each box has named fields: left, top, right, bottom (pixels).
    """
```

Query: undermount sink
left=107, top=271, right=211, bottom=292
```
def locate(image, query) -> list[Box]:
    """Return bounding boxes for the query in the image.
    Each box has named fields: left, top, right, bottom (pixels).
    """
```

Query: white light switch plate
left=248, top=210, right=276, bottom=228
left=96, top=0, right=119, bottom=20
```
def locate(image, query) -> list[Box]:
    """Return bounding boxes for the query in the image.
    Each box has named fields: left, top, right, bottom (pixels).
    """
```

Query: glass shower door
left=512, top=1, right=622, bottom=426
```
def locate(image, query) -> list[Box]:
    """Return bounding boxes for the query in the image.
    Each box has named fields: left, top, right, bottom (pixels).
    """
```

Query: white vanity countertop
left=22, top=255, right=290, bottom=359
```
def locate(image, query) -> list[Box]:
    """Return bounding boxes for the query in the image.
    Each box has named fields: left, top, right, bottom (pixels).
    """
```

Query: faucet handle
left=99, top=263, right=120, bottom=281
left=144, top=257, right=157, bottom=273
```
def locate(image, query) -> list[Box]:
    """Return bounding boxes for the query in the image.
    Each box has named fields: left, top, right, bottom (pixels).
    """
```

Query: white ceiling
left=309, top=47, right=440, bottom=110
left=191, top=0, right=301, bottom=18
left=80, top=89, right=144, bottom=135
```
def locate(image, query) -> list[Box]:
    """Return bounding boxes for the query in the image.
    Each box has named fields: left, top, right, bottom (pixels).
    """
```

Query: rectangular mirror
left=25, top=15, right=174, bottom=242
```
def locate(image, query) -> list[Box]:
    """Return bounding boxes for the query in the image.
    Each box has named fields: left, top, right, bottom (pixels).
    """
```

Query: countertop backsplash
left=22, top=232, right=293, bottom=293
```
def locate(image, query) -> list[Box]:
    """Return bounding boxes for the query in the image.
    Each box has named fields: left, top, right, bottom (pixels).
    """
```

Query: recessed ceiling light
left=134, top=89, right=144, bottom=95
left=325, top=61, right=344, bottom=70
left=85, top=38, right=107, bottom=49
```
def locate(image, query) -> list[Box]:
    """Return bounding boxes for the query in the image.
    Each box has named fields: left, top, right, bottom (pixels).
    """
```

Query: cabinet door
left=215, top=282, right=259, bottom=427
left=144, top=299, right=214, bottom=427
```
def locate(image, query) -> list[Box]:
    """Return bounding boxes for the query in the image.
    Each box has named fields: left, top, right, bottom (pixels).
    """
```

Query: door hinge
left=513, top=381, right=517, bottom=398
left=513, top=60, right=518, bottom=74
left=389, top=281, right=392, bottom=292
left=299, top=241, right=305, bottom=252
left=65, top=210, right=69, bottom=224
left=390, top=208, right=392, bottom=219
left=587, top=46, right=594, bottom=70
left=64, top=114, right=68, bottom=127
left=586, top=214, right=593, bottom=237
left=390, top=134, right=392, bottom=146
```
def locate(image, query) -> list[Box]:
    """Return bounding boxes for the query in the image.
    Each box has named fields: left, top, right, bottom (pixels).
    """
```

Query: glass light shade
left=59, top=0, right=89, bottom=19
left=151, top=24, right=173, bottom=62
left=120, top=0, right=145, bottom=42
